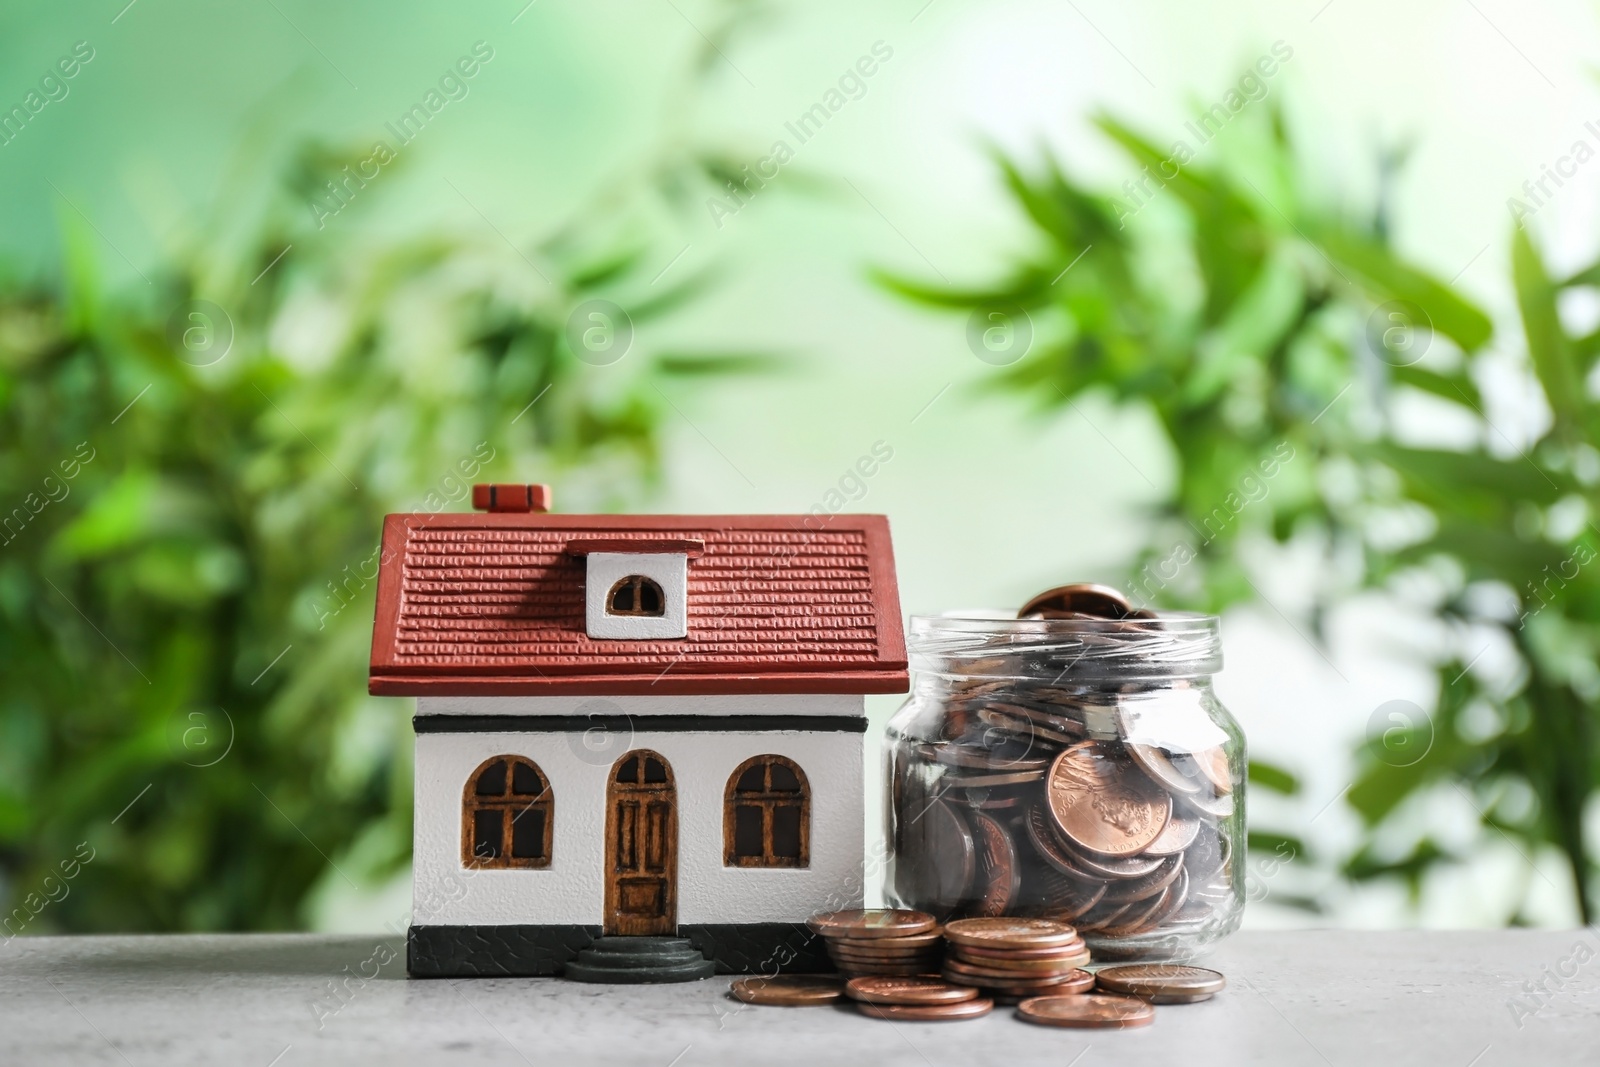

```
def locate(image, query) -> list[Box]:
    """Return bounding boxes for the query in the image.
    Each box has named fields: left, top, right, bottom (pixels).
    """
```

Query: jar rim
left=907, top=610, right=1222, bottom=678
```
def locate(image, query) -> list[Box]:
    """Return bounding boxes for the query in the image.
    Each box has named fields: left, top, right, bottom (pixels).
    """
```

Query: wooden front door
left=604, top=750, right=677, bottom=935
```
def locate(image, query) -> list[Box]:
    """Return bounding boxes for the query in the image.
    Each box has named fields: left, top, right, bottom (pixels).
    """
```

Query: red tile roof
left=368, top=513, right=907, bottom=696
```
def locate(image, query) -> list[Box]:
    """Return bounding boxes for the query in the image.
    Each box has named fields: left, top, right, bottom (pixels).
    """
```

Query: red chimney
left=471, top=483, right=552, bottom=513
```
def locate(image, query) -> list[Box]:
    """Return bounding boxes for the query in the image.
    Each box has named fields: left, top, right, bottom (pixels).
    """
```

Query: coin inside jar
left=845, top=977, right=978, bottom=1005
left=970, top=810, right=1021, bottom=915
left=1045, top=741, right=1172, bottom=857
left=1018, top=583, right=1133, bottom=620
left=1016, top=992, right=1156, bottom=1029
left=1094, top=964, right=1226, bottom=1003
left=1142, top=812, right=1202, bottom=856
left=728, top=975, right=846, bottom=1006
left=896, top=799, right=975, bottom=916
left=886, top=596, right=1242, bottom=959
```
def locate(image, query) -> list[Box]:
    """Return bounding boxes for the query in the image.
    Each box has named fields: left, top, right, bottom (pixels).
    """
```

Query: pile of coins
left=940, top=917, right=1092, bottom=1002
left=729, top=936, right=1228, bottom=1030
left=888, top=583, right=1239, bottom=953
left=806, top=909, right=944, bottom=978
left=733, top=908, right=1227, bottom=1027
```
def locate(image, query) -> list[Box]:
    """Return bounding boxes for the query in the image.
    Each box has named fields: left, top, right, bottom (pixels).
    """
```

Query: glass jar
left=883, top=612, right=1243, bottom=962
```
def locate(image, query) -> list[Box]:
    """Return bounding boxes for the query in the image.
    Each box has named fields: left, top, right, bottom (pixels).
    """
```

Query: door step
left=563, top=936, right=716, bottom=984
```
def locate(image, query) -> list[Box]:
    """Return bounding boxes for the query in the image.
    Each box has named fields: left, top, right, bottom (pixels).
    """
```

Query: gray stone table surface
left=2, top=930, right=1597, bottom=1065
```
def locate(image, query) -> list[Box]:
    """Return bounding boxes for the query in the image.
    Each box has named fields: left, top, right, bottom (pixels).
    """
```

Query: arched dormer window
left=607, top=575, right=665, bottom=617
left=724, top=755, right=810, bottom=868
left=463, top=756, right=553, bottom=869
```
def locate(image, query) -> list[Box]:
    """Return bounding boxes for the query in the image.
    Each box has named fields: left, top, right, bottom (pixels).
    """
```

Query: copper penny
left=1182, top=825, right=1229, bottom=884
left=829, top=952, right=943, bottom=968
left=943, top=768, right=1047, bottom=788
left=944, top=955, right=1090, bottom=981
left=832, top=930, right=945, bottom=950
left=957, top=942, right=1088, bottom=962
left=897, top=799, right=975, bottom=915
left=932, top=745, right=1051, bottom=773
left=829, top=941, right=943, bottom=957
left=1143, top=812, right=1202, bottom=857
left=944, top=954, right=1090, bottom=976
left=1046, top=742, right=1171, bottom=857
left=970, top=810, right=1020, bottom=916
left=1095, top=963, right=1226, bottom=1000
left=834, top=962, right=940, bottom=976
left=949, top=940, right=1085, bottom=962
left=1024, top=804, right=1102, bottom=880
left=728, top=975, right=846, bottom=1006
left=1018, top=583, right=1132, bottom=620
left=976, top=708, right=1082, bottom=748
left=856, top=998, right=995, bottom=1022
left=1017, top=992, right=1155, bottom=1029
left=969, top=970, right=1095, bottom=997
left=1126, top=742, right=1204, bottom=797
left=1101, top=853, right=1184, bottom=905
left=943, top=917, right=1081, bottom=949
left=1178, top=789, right=1235, bottom=819
left=1196, top=746, right=1232, bottom=795
left=945, top=972, right=1090, bottom=994
left=809, top=909, right=938, bottom=939
left=1147, top=867, right=1191, bottom=928
left=1051, top=827, right=1168, bottom=880
left=1000, top=969, right=1095, bottom=996
left=957, top=791, right=1025, bottom=811
left=1074, top=896, right=1134, bottom=932
left=1097, top=884, right=1173, bottom=938
left=1017, top=866, right=1107, bottom=921
left=972, top=985, right=1088, bottom=1004
left=845, top=977, right=979, bottom=1005
left=985, top=706, right=1088, bottom=747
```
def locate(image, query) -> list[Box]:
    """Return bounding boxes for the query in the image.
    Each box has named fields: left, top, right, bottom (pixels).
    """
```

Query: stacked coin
left=938, top=917, right=1094, bottom=1001
left=845, top=976, right=994, bottom=1022
left=888, top=584, right=1239, bottom=953
left=807, top=909, right=943, bottom=978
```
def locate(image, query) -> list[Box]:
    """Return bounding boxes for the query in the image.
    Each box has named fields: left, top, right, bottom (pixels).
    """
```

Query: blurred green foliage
left=890, top=103, right=1597, bottom=922
left=0, top=108, right=745, bottom=937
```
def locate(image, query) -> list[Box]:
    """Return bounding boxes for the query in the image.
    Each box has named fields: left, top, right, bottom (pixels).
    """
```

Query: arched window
left=462, top=756, right=553, bottom=869
left=607, top=575, right=665, bottom=617
left=724, top=755, right=809, bottom=868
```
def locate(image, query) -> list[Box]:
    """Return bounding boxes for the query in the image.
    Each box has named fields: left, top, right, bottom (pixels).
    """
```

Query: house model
left=368, top=483, right=907, bottom=979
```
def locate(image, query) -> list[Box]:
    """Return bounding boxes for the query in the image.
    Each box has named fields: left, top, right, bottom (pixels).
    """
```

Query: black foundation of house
left=406, top=922, right=829, bottom=978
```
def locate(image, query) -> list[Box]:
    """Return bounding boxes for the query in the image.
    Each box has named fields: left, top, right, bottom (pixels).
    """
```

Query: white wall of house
left=411, top=704, right=866, bottom=926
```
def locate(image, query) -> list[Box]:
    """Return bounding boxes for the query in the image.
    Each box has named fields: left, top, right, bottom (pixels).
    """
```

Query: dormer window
left=608, top=576, right=665, bottom=617
left=573, top=541, right=700, bottom=640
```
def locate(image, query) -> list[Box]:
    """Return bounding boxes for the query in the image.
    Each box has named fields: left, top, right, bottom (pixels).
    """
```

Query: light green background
left=5, top=0, right=1594, bottom=928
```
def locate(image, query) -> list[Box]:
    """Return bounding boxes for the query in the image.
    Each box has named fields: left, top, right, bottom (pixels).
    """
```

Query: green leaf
left=1247, top=830, right=1309, bottom=862
left=1343, top=838, right=1457, bottom=888
left=1376, top=444, right=1569, bottom=507
left=1512, top=226, right=1585, bottom=434
left=1397, top=518, right=1565, bottom=582
left=1388, top=364, right=1483, bottom=411
left=655, top=351, right=785, bottom=376
left=1248, top=759, right=1302, bottom=795
left=871, top=269, right=1053, bottom=312
left=1316, top=229, right=1492, bottom=351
